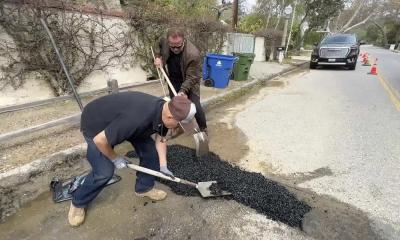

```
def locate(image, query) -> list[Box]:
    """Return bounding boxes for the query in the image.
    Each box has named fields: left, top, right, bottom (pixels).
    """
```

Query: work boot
left=68, top=203, right=85, bottom=227
left=135, top=188, right=167, bottom=201
left=201, top=128, right=208, bottom=136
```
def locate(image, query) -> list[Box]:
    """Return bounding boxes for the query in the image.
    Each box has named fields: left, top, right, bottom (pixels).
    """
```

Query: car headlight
left=312, top=48, right=318, bottom=55
left=349, top=48, right=358, bottom=56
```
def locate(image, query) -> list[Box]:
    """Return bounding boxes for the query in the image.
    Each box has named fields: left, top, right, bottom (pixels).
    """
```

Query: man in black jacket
left=68, top=91, right=196, bottom=227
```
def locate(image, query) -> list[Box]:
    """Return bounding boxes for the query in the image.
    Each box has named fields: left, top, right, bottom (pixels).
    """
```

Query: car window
left=322, top=35, right=357, bottom=44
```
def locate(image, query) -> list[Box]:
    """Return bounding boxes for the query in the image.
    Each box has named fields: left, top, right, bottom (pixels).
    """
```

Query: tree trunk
left=265, top=11, right=271, bottom=29
left=339, top=0, right=366, bottom=32
left=232, top=0, right=238, bottom=31
left=373, top=21, right=388, bottom=46
left=333, top=10, right=342, bottom=33
left=273, top=0, right=285, bottom=30
left=382, top=25, right=388, bottom=46
left=270, top=0, right=285, bottom=60
left=297, top=16, right=308, bottom=50
left=342, top=12, right=373, bottom=33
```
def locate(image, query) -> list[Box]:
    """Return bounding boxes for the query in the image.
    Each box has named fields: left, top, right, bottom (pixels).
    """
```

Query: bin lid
left=206, top=53, right=237, bottom=60
left=232, top=52, right=255, bottom=57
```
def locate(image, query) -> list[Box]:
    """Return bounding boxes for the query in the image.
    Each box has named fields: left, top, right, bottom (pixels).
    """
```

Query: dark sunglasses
left=169, top=42, right=184, bottom=50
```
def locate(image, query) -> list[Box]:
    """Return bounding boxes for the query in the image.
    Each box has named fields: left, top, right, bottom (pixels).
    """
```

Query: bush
left=238, top=13, right=267, bottom=34
left=124, top=1, right=228, bottom=78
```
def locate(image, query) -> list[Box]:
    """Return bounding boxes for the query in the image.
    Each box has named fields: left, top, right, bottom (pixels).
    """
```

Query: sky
left=223, top=0, right=256, bottom=13
left=246, top=0, right=257, bottom=9
left=244, top=0, right=257, bottom=12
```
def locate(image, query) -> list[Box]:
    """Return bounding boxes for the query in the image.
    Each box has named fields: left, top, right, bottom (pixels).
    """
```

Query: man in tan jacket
left=154, top=27, right=207, bottom=133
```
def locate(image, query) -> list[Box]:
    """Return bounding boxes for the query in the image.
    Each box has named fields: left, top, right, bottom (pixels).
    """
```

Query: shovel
left=127, top=163, right=231, bottom=198
left=151, top=47, right=209, bottom=157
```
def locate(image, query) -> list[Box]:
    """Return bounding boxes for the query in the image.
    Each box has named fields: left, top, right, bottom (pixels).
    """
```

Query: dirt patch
left=0, top=125, right=84, bottom=173
left=0, top=146, right=88, bottom=222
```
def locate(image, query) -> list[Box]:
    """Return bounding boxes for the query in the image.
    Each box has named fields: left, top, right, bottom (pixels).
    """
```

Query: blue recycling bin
left=202, top=53, right=237, bottom=89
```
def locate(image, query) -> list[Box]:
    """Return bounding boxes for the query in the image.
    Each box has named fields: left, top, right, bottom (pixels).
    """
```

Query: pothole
left=127, top=145, right=311, bottom=228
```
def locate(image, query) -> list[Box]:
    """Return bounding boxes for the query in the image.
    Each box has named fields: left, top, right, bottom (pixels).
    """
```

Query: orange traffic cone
left=369, top=64, right=377, bottom=75
left=368, top=59, right=378, bottom=75
left=362, top=56, right=371, bottom=66
left=363, top=52, right=368, bottom=59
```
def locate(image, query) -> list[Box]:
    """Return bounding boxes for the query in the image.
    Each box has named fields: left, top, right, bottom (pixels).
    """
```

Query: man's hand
left=168, top=126, right=184, bottom=140
left=177, top=91, right=187, bottom=97
left=160, top=165, right=174, bottom=179
left=154, top=57, right=163, bottom=68
left=112, top=156, right=129, bottom=169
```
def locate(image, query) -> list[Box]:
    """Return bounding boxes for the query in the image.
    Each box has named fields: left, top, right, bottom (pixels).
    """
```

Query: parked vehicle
left=310, top=33, right=361, bottom=70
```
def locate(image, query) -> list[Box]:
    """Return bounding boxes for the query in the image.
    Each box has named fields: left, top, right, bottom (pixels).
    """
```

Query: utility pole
left=285, top=1, right=297, bottom=56
left=232, top=0, right=238, bottom=31
left=280, top=5, right=292, bottom=52
left=280, top=18, right=289, bottom=47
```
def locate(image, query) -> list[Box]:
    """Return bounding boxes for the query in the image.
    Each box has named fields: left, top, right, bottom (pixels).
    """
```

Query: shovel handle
left=126, top=163, right=197, bottom=187
left=178, top=179, right=197, bottom=188
left=127, top=164, right=179, bottom=182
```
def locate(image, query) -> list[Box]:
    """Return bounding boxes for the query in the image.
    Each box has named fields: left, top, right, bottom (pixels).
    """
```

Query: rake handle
left=149, top=46, right=178, bottom=96
left=150, top=47, right=167, bottom=97
left=159, top=67, right=178, bottom=96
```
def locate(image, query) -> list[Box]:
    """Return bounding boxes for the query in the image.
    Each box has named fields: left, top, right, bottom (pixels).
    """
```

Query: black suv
left=310, top=33, right=360, bottom=70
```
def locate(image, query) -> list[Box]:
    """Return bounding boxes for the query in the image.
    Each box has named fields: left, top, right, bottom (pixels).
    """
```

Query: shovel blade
left=194, top=131, right=209, bottom=157
left=197, top=181, right=231, bottom=198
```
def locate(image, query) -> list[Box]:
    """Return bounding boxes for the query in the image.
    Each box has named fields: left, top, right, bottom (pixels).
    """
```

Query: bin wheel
left=50, top=177, right=60, bottom=191
left=204, top=79, right=214, bottom=87
left=230, top=72, right=234, bottom=80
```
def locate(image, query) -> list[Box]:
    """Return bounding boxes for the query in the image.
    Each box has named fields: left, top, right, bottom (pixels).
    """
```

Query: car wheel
left=348, top=63, right=356, bottom=70
left=310, top=63, right=317, bottom=69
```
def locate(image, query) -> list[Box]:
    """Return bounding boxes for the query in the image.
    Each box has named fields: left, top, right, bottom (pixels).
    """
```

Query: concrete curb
left=0, top=61, right=309, bottom=222
left=202, top=61, right=308, bottom=110
left=0, top=144, right=88, bottom=222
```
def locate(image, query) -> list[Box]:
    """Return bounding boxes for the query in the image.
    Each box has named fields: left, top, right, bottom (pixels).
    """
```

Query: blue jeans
left=128, top=136, right=160, bottom=193
left=72, top=136, right=159, bottom=208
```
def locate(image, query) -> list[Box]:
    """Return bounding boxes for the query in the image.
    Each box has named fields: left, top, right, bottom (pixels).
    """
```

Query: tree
left=124, top=0, right=227, bottom=76
left=332, top=0, right=379, bottom=33
left=238, top=13, right=267, bottom=33
left=335, top=0, right=400, bottom=46
left=0, top=0, right=130, bottom=95
left=304, top=0, right=344, bottom=31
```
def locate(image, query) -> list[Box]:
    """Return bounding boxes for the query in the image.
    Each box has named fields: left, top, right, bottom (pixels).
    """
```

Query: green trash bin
left=232, top=53, right=255, bottom=81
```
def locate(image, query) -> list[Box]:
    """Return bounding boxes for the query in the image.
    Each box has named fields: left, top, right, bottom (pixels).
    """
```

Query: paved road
left=364, top=46, right=400, bottom=102
left=236, top=47, right=400, bottom=239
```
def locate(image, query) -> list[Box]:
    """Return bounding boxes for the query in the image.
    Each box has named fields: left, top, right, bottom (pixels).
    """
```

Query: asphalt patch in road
left=126, top=145, right=311, bottom=228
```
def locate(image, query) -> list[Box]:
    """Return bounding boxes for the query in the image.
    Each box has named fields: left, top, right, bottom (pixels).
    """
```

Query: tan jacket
left=154, top=38, right=201, bottom=96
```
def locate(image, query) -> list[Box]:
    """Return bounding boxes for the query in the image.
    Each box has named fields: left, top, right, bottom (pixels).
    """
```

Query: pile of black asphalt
left=126, top=145, right=311, bottom=228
